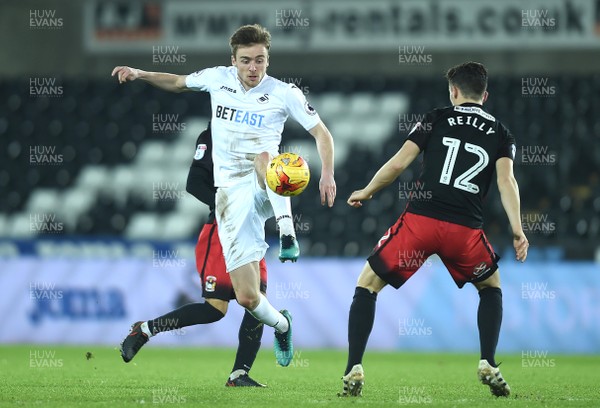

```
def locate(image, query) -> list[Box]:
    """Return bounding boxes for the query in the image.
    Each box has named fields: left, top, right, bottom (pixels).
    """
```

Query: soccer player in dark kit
left=120, top=124, right=270, bottom=387
left=339, top=62, right=528, bottom=398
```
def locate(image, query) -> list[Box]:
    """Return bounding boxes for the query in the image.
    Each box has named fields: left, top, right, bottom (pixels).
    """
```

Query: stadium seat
left=161, top=213, right=202, bottom=240
left=0, top=214, right=8, bottom=237
left=136, top=141, right=167, bottom=165
left=318, top=93, right=346, bottom=119
left=6, top=213, right=36, bottom=238
left=75, top=166, right=110, bottom=191
left=24, top=189, right=60, bottom=214
left=348, top=93, right=377, bottom=117
left=111, top=165, right=138, bottom=196
left=379, top=92, right=410, bottom=116
left=125, top=213, right=161, bottom=239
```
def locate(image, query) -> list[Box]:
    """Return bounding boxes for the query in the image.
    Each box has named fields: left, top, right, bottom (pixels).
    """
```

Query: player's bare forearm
left=111, top=66, right=188, bottom=93
left=496, top=157, right=528, bottom=261
left=364, top=161, right=402, bottom=196
left=347, top=162, right=400, bottom=208
left=309, top=122, right=336, bottom=206
left=348, top=141, right=419, bottom=207
left=139, top=71, right=189, bottom=93
left=363, top=141, right=420, bottom=197
left=497, top=175, right=523, bottom=236
left=495, top=158, right=523, bottom=236
left=309, top=122, right=334, bottom=175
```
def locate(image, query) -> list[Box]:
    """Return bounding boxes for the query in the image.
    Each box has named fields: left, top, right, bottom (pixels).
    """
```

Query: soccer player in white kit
left=112, top=24, right=336, bottom=366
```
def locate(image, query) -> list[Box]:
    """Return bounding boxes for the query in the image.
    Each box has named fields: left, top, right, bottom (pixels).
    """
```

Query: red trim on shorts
left=196, top=220, right=267, bottom=301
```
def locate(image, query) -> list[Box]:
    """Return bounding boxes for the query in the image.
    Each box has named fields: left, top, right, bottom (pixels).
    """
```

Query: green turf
left=0, top=346, right=598, bottom=407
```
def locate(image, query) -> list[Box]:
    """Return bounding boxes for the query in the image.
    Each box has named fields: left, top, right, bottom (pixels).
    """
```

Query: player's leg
left=340, top=262, right=387, bottom=397
left=217, top=177, right=293, bottom=367
left=230, top=262, right=293, bottom=367
left=230, top=262, right=288, bottom=331
left=439, top=224, right=509, bottom=396
left=473, top=271, right=502, bottom=368
left=347, top=263, right=387, bottom=374
left=341, top=212, right=430, bottom=397
left=472, top=271, right=510, bottom=397
left=227, top=259, right=268, bottom=387
left=120, top=300, right=227, bottom=363
left=227, top=307, right=265, bottom=387
left=254, top=151, right=299, bottom=262
left=186, top=218, right=266, bottom=387
left=146, top=299, right=226, bottom=334
left=120, top=221, right=228, bottom=363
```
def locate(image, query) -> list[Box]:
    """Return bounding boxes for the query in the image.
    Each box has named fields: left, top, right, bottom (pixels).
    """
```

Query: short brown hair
left=229, top=24, right=271, bottom=57
left=445, top=62, right=488, bottom=100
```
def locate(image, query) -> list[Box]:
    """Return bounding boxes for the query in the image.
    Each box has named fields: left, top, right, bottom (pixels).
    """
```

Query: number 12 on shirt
left=439, top=137, right=489, bottom=194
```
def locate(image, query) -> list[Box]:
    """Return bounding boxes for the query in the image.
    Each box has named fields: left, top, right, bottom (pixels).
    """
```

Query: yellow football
left=266, top=153, right=310, bottom=197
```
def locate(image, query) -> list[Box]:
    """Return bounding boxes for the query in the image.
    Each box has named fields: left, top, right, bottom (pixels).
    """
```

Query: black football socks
left=345, top=287, right=378, bottom=375
left=477, top=287, right=503, bottom=367
left=231, top=310, right=264, bottom=374
left=147, top=302, right=224, bottom=335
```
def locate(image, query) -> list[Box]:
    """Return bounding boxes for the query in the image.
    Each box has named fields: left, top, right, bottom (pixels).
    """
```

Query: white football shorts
left=215, top=171, right=274, bottom=272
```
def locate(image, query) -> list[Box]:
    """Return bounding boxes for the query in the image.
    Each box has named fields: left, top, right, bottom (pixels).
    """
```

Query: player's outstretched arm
left=348, top=140, right=420, bottom=208
left=111, top=66, right=189, bottom=93
left=496, top=157, right=528, bottom=262
left=308, top=121, right=336, bottom=207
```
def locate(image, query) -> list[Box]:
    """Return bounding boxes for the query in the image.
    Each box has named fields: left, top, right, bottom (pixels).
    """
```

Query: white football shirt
left=185, top=66, right=320, bottom=187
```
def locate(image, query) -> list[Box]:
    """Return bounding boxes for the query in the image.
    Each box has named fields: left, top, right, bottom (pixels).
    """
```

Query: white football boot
left=477, top=359, right=511, bottom=397
left=339, top=364, right=365, bottom=397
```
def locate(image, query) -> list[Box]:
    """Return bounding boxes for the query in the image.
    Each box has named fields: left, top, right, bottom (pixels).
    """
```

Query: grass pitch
left=0, top=346, right=598, bottom=407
